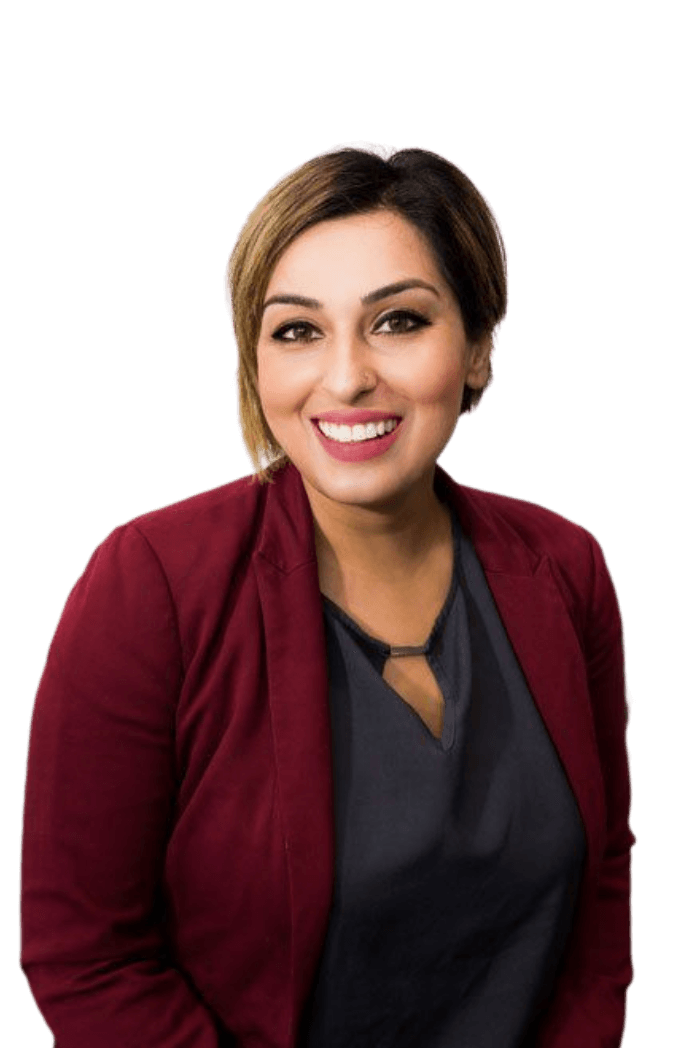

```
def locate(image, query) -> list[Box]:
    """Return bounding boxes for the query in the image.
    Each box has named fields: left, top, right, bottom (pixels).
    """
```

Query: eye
left=271, top=320, right=320, bottom=343
left=375, top=310, right=431, bottom=335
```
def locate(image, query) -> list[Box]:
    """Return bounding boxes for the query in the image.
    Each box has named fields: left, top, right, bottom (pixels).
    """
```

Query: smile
left=311, top=417, right=405, bottom=463
left=316, top=419, right=400, bottom=444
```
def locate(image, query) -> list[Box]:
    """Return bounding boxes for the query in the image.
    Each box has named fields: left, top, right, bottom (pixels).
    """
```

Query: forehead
left=266, top=210, right=445, bottom=295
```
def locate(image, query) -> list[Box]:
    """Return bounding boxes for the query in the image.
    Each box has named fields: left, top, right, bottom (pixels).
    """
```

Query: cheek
left=396, top=352, right=465, bottom=406
left=257, top=351, right=296, bottom=417
left=257, top=354, right=320, bottom=436
left=256, top=360, right=280, bottom=432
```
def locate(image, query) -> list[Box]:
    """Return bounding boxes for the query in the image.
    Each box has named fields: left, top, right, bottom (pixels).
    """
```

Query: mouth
left=310, top=416, right=405, bottom=463
left=311, top=417, right=402, bottom=445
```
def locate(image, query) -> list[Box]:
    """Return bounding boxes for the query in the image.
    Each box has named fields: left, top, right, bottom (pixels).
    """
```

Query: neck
left=303, top=468, right=451, bottom=594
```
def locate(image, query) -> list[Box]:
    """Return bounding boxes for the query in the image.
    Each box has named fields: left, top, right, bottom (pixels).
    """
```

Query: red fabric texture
left=21, top=462, right=635, bottom=1047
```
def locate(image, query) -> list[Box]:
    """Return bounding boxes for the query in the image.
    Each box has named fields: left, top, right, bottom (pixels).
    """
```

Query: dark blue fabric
left=297, top=503, right=586, bottom=1048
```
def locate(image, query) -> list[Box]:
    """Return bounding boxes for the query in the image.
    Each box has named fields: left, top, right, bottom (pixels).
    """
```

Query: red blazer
left=21, top=461, right=635, bottom=1048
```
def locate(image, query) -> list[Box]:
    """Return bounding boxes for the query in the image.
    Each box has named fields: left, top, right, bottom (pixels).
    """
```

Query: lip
left=311, top=416, right=404, bottom=462
left=310, top=409, right=402, bottom=425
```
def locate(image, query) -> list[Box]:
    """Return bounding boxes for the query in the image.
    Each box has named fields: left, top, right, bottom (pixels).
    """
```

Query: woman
left=21, top=147, right=635, bottom=1048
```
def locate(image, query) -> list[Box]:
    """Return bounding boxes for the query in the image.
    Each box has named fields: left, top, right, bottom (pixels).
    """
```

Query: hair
left=227, top=146, right=507, bottom=483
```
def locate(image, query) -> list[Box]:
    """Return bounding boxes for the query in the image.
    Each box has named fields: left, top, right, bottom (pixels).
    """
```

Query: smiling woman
left=256, top=209, right=488, bottom=509
left=229, top=148, right=507, bottom=487
left=21, top=146, right=634, bottom=1048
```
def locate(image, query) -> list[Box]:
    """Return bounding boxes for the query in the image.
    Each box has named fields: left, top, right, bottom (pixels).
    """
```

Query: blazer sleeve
left=20, top=524, right=226, bottom=1048
left=534, top=533, right=636, bottom=1048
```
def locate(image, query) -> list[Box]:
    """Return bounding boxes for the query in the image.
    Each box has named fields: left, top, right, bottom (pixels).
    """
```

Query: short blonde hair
left=227, top=146, right=507, bottom=484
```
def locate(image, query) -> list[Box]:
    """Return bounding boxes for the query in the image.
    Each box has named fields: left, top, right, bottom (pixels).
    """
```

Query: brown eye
left=272, top=321, right=319, bottom=343
left=376, top=310, right=430, bottom=335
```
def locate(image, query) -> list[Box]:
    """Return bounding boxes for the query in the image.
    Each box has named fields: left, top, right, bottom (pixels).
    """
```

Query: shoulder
left=467, top=483, right=596, bottom=549
left=127, top=471, right=263, bottom=540
left=457, top=482, right=624, bottom=645
left=453, top=478, right=602, bottom=568
left=90, top=471, right=267, bottom=589
left=450, top=479, right=615, bottom=636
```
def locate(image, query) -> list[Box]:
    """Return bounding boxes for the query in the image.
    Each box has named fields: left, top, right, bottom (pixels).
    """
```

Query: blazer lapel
left=252, top=465, right=335, bottom=1038
left=484, top=566, right=606, bottom=874
left=437, top=465, right=608, bottom=892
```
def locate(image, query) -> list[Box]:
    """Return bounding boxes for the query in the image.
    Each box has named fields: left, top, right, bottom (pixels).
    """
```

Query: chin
left=317, top=460, right=433, bottom=506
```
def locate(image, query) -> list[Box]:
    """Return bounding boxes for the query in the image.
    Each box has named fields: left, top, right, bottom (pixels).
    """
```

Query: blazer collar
left=434, top=463, right=542, bottom=576
left=254, top=462, right=321, bottom=574
left=254, top=460, right=541, bottom=578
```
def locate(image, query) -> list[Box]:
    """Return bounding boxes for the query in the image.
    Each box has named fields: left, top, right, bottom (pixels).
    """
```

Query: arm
left=21, top=524, right=228, bottom=1048
left=534, top=534, right=636, bottom=1048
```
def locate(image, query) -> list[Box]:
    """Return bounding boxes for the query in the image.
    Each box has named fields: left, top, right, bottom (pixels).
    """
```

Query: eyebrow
left=261, top=279, right=440, bottom=313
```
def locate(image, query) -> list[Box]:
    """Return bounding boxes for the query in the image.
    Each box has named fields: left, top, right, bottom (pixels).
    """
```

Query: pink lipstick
left=311, top=417, right=404, bottom=462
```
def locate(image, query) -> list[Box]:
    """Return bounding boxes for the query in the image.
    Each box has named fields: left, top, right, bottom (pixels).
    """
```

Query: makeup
left=311, top=418, right=404, bottom=463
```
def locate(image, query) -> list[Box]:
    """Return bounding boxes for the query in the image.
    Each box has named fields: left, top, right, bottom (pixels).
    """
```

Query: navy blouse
left=297, top=502, right=586, bottom=1048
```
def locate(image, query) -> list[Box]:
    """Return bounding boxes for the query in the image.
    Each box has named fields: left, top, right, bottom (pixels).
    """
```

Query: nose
left=319, top=331, right=378, bottom=400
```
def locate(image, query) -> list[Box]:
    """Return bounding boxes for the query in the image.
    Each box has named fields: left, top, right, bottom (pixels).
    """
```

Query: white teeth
left=317, top=418, right=399, bottom=443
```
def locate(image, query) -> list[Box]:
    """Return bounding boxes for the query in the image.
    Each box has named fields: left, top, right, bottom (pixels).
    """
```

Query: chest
left=318, top=548, right=454, bottom=741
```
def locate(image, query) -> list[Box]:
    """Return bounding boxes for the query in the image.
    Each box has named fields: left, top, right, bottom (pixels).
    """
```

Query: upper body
left=21, top=459, right=634, bottom=1048
left=21, top=145, right=635, bottom=1048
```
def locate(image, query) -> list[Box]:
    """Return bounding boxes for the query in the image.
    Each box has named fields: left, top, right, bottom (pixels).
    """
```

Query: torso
left=318, top=510, right=454, bottom=741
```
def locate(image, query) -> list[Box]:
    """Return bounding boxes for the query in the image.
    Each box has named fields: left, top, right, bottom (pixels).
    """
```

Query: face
left=256, top=209, right=491, bottom=514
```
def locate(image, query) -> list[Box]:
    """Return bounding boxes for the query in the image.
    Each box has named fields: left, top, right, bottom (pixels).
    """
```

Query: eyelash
left=270, top=309, right=431, bottom=343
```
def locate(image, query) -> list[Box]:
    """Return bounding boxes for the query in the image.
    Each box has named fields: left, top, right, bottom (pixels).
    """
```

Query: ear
left=465, top=333, right=493, bottom=389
